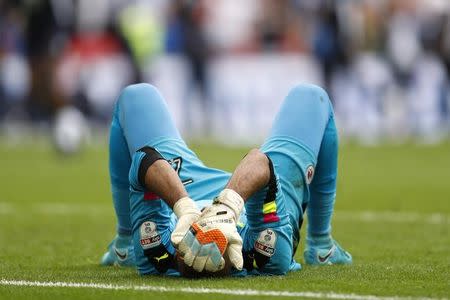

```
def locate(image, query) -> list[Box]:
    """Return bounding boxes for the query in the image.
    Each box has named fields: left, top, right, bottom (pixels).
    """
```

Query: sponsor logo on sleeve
left=254, top=229, right=277, bottom=257
left=139, top=221, right=161, bottom=250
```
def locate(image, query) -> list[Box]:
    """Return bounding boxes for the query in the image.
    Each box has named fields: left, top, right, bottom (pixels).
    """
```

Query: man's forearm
left=226, top=148, right=270, bottom=201
left=143, top=159, right=188, bottom=208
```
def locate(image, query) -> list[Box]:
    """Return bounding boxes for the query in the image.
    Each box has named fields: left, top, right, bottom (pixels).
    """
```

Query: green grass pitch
left=0, top=140, right=449, bottom=299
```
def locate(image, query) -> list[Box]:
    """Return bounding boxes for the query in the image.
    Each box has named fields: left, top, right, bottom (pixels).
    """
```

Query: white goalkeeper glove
left=181, top=189, right=244, bottom=273
left=171, top=197, right=201, bottom=252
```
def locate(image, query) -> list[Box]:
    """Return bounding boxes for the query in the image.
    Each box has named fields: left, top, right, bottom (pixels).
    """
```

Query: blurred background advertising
left=1, top=0, right=450, bottom=149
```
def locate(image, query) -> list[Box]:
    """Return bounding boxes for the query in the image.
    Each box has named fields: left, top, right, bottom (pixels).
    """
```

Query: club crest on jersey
left=254, top=229, right=277, bottom=257
left=140, top=221, right=161, bottom=250
left=306, top=165, right=315, bottom=185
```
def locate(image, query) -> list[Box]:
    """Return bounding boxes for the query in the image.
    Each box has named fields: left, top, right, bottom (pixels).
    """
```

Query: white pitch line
left=35, top=203, right=108, bottom=215
left=334, top=211, right=450, bottom=225
left=0, top=279, right=446, bottom=300
left=0, top=202, right=110, bottom=215
left=0, top=202, right=14, bottom=214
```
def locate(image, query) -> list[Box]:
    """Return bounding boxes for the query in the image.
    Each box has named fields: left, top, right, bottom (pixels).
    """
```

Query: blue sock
left=111, top=186, right=132, bottom=236
left=307, top=114, right=338, bottom=242
left=109, top=103, right=133, bottom=236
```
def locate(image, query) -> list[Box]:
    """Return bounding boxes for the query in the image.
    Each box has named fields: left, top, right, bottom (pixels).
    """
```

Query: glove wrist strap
left=216, top=189, right=244, bottom=218
left=173, top=197, right=199, bottom=218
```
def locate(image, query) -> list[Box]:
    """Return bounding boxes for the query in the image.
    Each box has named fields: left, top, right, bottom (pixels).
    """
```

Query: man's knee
left=288, top=83, right=330, bottom=103
left=285, top=83, right=334, bottom=113
left=118, top=83, right=163, bottom=109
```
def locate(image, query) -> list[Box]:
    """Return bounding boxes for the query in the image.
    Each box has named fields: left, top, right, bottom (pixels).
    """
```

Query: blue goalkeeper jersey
left=128, top=137, right=232, bottom=235
left=127, top=136, right=307, bottom=276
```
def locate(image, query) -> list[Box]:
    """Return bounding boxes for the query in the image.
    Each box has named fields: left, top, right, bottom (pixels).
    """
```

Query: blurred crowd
left=1, top=0, right=450, bottom=143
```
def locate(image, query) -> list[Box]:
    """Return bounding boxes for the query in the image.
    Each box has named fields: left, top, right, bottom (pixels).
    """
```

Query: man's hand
left=180, top=189, right=244, bottom=273
left=171, top=197, right=201, bottom=251
left=174, top=149, right=269, bottom=274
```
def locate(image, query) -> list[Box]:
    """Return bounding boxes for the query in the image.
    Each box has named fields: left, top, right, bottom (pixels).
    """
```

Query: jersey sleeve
left=128, top=150, right=148, bottom=191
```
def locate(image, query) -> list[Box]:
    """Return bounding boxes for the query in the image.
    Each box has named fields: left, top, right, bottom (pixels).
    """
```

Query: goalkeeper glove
left=171, top=197, right=201, bottom=252
left=181, top=189, right=244, bottom=272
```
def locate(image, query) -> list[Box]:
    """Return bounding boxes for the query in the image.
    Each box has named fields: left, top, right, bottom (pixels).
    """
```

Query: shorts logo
left=140, top=221, right=161, bottom=250
left=306, top=165, right=315, bottom=185
left=254, top=229, right=277, bottom=257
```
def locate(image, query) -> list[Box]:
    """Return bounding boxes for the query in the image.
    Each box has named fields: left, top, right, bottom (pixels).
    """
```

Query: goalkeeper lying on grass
left=101, top=83, right=352, bottom=276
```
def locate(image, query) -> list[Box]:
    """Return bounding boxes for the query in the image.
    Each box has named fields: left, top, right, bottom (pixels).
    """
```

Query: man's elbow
left=248, top=148, right=269, bottom=164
